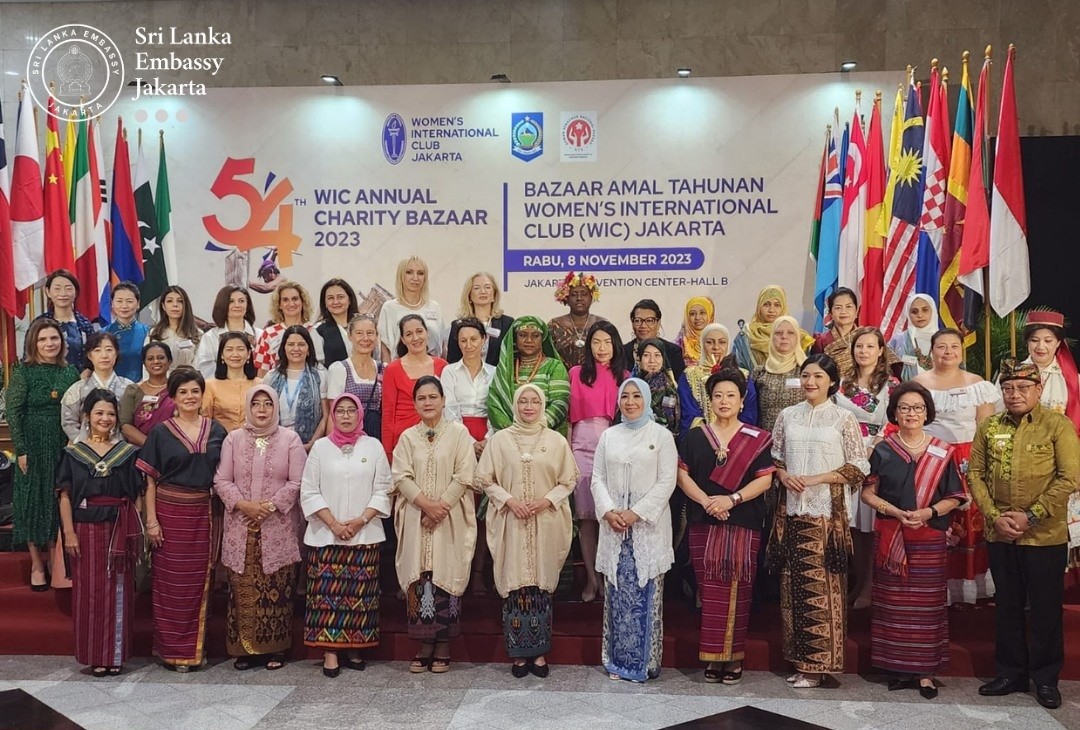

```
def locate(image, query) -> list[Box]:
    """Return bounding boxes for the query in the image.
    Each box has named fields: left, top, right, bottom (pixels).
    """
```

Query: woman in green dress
left=7, top=318, right=80, bottom=590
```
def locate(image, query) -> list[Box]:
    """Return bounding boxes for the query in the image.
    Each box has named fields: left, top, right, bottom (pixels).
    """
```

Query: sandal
left=792, top=675, right=823, bottom=689
left=410, top=656, right=433, bottom=673
left=343, top=656, right=366, bottom=671
left=721, top=665, right=743, bottom=685
left=704, top=665, right=722, bottom=684
left=108, top=667, right=122, bottom=676
left=233, top=657, right=261, bottom=671
left=91, top=666, right=109, bottom=678
left=266, top=655, right=286, bottom=671
left=786, top=672, right=804, bottom=684
left=430, top=657, right=451, bottom=674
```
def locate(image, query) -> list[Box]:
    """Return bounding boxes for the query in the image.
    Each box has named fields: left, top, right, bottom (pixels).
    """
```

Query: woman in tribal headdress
left=678, top=323, right=758, bottom=437
left=58, top=389, right=144, bottom=676
left=487, top=316, right=570, bottom=435
left=214, top=386, right=306, bottom=671
left=733, top=284, right=813, bottom=372
left=478, top=384, right=577, bottom=678
left=676, top=296, right=715, bottom=368
left=548, top=271, right=606, bottom=368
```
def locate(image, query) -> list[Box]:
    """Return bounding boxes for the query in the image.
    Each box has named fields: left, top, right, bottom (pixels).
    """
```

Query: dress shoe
left=510, top=662, right=530, bottom=679
left=529, top=661, right=550, bottom=678
left=918, top=681, right=938, bottom=700
left=1035, top=685, right=1062, bottom=710
left=888, top=676, right=916, bottom=691
left=978, top=676, right=1028, bottom=696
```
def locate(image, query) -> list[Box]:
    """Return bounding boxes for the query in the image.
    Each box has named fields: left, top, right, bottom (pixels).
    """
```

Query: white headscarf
left=698, top=323, right=731, bottom=367
left=905, top=293, right=940, bottom=355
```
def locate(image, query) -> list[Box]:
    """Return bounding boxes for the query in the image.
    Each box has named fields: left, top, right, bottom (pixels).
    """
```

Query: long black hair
left=580, top=320, right=627, bottom=387
left=274, top=324, right=318, bottom=375
left=396, top=313, right=428, bottom=358
left=215, top=331, right=257, bottom=380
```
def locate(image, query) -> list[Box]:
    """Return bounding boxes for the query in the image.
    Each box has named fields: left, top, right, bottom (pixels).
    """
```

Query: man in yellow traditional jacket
left=968, top=358, right=1080, bottom=710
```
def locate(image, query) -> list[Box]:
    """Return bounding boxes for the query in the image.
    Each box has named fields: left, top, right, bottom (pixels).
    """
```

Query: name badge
left=424, top=311, right=438, bottom=320
left=662, top=396, right=677, bottom=408
left=901, top=355, right=918, bottom=365
left=785, top=378, right=801, bottom=389
left=927, top=444, right=948, bottom=459
left=143, top=394, right=159, bottom=404
left=739, top=426, right=761, bottom=437
left=486, top=326, right=501, bottom=338
left=177, top=339, right=193, bottom=349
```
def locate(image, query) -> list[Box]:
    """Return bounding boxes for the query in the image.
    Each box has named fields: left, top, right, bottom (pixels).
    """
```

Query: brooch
left=94, top=461, right=110, bottom=477
left=361, top=457, right=367, bottom=463
left=254, top=436, right=269, bottom=454
left=342, top=445, right=354, bottom=456
left=50, top=390, right=59, bottom=399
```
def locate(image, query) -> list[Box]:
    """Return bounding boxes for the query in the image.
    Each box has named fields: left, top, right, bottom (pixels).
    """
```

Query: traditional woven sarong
left=689, top=523, right=760, bottom=662
left=602, top=538, right=664, bottom=681
left=71, top=520, right=137, bottom=667
left=226, top=527, right=297, bottom=657
left=871, top=527, right=950, bottom=674
left=503, top=586, right=552, bottom=658
left=152, top=485, right=214, bottom=667
left=406, top=571, right=462, bottom=642
left=304, top=544, right=380, bottom=649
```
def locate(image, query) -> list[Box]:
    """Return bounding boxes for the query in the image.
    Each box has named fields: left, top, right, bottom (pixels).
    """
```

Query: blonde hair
left=268, top=281, right=314, bottom=324
left=456, top=271, right=503, bottom=319
left=394, top=256, right=430, bottom=303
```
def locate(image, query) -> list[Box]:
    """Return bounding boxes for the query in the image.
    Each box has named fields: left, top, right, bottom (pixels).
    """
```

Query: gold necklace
left=88, top=433, right=111, bottom=443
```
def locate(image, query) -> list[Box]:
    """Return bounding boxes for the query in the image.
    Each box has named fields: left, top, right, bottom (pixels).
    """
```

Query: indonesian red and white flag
left=838, top=106, right=867, bottom=293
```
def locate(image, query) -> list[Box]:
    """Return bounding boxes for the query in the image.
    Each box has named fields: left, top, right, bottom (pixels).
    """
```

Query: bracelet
left=876, top=501, right=889, bottom=516
left=730, top=492, right=744, bottom=506
left=929, top=505, right=939, bottom=520
left=145, top=521, right=159, bottom=529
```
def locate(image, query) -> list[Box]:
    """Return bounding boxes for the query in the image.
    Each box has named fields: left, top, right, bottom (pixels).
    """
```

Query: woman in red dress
left=381, top=313, right=448, bottom=460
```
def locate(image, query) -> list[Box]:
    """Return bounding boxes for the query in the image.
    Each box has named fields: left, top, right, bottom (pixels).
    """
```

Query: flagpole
left=982, top=45, right=993, bottom=378
left=1007, top=44, right=1019, bottom=357
left=1, top=315, right=10, bottom=386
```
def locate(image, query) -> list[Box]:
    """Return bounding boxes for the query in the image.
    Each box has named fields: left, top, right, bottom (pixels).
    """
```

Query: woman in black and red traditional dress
left=862, top=381, right=966, bottom=699
left=57, top=389, right=144, bottom=677
left=138, top=368, right=227, bottom=672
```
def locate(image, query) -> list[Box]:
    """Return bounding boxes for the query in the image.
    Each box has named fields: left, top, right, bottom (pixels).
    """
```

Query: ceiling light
left=321, top=75, right=343, bottom=86
left=840, top=61, right=857, bottom=72
left=677, top=68, right=691, bottom=78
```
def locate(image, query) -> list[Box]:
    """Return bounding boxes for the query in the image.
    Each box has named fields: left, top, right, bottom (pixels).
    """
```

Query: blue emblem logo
left=511, top=112, right=543, bottom=162
left=382, top=113, right=407, bottom=165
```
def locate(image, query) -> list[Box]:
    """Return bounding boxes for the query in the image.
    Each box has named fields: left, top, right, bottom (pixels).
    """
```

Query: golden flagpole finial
left=942, top=66, right=949, bottom=83
left=931, top=58, right=939, bottom=70
left=874, top=89, right=882, bottom=101
left=962, top=50, right=970, bottom=63
left=985, top=45, right=993, bottom=60
left=1007, top=43, right=1016, bottom=59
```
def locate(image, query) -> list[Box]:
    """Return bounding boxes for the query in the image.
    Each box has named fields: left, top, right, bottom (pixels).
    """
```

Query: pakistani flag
left=136, top=136, right=163, bottom=303
left=154, top=133, right=177, bottom=298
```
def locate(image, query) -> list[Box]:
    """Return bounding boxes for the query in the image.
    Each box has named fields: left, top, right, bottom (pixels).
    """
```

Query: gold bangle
left=876, top=501, right=889, bottom=516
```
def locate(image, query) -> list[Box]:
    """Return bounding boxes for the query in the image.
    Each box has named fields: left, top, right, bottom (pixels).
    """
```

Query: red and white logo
left=560, top=112, right=597, bottom=162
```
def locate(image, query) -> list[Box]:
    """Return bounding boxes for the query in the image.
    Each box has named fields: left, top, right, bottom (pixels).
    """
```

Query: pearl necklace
left=897, top=431, right=928, bottom=452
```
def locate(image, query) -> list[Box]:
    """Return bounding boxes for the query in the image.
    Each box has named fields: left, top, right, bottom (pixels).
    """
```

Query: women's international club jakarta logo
left=26, top=24, right=125, bottom=121
left=511, top=112, right=543, bottom=162
left=382, top=113, right=407, bottom=165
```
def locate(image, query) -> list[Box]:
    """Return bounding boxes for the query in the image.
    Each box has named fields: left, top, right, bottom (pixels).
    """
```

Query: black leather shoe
left=888, top=676, right=916, bottom=691
left=529, top=661, right=550, bottom=678
left=1036, top=685, right=1062, bottom=709
left=510, top=662, right=529, bottom=679
left=978, top=676, right=1029, bottom=696
left=919, top=681, right=938, bottom=700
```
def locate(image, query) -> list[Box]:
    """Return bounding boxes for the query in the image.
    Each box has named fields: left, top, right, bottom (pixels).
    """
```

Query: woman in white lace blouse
left=770, top=353, right=869, bottom=689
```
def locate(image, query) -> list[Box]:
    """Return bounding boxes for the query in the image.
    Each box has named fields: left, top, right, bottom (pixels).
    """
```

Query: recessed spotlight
left=5, top=71, right=18, bottom=77
left=491, top=73, right=510, bottom=83
left=677, top=67, right=692, bottom=78
left=840, top=61, right=857, bottom=72
left=321, top=75, right=343, bottom=86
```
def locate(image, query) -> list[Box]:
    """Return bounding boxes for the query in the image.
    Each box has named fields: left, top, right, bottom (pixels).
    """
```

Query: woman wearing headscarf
left=677, top=368, right=775, bottom=685
left=477, top=384, right=577, bottom=678
left=214, top=386, right=306, bottom=671
left=487, top=316, right=570, bottom=435
left=57, top=389, right=144, bottom=676
left=676, top=296, right=715, bottom=367
left=733, top=284, right=813, bottom=372
left=301, top=393, right=391, bottom=677
left=889, top=294, right=940, bottom=381
left=391, top=376, right=478, bottom=674
left=752, top=316, right=809, bottom=434
left=678, top=323, right=759, bottom=436
left=632, top=339, right=680, bottom=436
left=592, top=378, right=678, bottom=682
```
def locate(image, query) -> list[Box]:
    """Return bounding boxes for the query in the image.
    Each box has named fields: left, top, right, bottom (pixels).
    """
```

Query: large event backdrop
left=105, top=70, right=900, bottom=333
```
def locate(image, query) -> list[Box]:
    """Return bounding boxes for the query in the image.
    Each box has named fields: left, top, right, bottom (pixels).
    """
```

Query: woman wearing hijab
left=301, top=393, right=391, bottom=677
left=214, top=386, right=306, bottom=671
left=477, top=384, right=577, bottom=678
left=679, top=324, right=759, bottom=436
left=632, top=339, right=680, bottom=436
left=676, top=296, right=715, bottom=367
left=391, top=376, right=478, bottom=674
left=890, top=294, right=940, bottom=381
left=752, top=316, right=808, bottom=433
left=487, top=316, right=570, bottom=435
left=733, top=285, right=813, bottom=371
left=592, top=378, right=678, bottom=682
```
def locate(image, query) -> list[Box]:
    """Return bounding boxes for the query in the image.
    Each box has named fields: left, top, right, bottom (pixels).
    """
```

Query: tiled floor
left=0, top=656, right=1075, bottom=730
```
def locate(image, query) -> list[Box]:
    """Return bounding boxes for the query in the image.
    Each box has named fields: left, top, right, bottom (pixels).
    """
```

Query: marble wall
left=1, top=0, right=1077, bottom=135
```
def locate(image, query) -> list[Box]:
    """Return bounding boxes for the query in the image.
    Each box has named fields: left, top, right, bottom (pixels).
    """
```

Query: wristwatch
left=929, top=505, right=939, bottom=520
left=1024, top=509, right=1040, bottom=527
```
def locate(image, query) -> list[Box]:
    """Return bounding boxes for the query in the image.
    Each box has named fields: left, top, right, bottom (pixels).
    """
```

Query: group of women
left=7, top=259, right=1080, bottom=693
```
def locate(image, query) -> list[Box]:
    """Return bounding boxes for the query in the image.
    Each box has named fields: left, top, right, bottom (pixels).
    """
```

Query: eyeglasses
left=896, top=404, right=927, bottom=414
left=334, top=408, right=359, bottom=416
left=632, top=317, right=658, bottom=326
left=1001, top=384, right=1037, bottom=396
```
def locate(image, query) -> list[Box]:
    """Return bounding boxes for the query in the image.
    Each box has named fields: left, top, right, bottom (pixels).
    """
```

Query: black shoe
left=918, top=680, right=938, bottom=700
left=888, top=676, right=916, bottom=691
left=322, top=663, right=340, bottom=678
left=511, top=661, right=529, bottom=679
left=978, top=676, right=1029, bottom=696
left=1035, top=685, right=1062, bottom=710
left=529, top=661, right=549, bottom=678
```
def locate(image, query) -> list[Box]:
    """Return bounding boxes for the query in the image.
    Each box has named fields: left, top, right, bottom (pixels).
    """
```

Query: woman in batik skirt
left=391, top=376, right=478, bottom=674
left=591, top=378, right=677, bottom=682
left=477, top=384, right=577, bottom=678
left=300, top=393, right=391, bottom=677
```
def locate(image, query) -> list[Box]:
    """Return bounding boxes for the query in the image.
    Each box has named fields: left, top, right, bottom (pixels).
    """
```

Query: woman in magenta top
left=568, top=321, right=628, bottom=602
left=381, top=314, right=448, bottom=461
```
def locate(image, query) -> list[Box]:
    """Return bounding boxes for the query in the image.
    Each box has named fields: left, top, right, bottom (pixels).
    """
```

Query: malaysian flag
left=880, top=75, right=925, bottom=340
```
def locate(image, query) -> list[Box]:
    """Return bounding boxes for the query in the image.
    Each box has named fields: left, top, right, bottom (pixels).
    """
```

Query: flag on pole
left=813, top=126, right=843, bottom=329
left=940, top=53, right=975, bottom=344
left=880, top=75, right=925, bottom=341
left=877, top=85, right=905, bottom=238
left=915, top=63, right=952, bottom=310
left=839, top=103, right=867, bottom=294
left=150, top=132, right=176, bottom=302
left=136, top=135, right=163, bottom=304
left=43, top=97, right=74, bottom=273
left=807, top=132, right=827, bottom=263
left=11, top=86, right=45, bottom=301
left=861, top=93, right=886, bottom=328
left=988, top=45, right=1030, bottom=316
left=958, top=51, right=992, bottom=297
left=88, top=117, right=111, bottom=321
left=110, top=121, right=144, bottom=292
left=69, top=112, right=102, bottom=321
left=63, top=111, right=77, bottom=203
left=0, top=96, right=15, bottom=319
